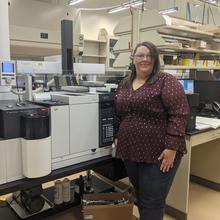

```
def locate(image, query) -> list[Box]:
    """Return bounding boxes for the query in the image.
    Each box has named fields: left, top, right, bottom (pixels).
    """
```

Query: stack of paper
left=196, top=122, right=212, bottom=130
left=196, top=116, right=220, bottom=129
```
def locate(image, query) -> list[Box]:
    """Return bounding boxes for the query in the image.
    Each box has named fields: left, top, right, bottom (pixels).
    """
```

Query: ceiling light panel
left=108, top=0, right=145, bottom=14
left=159, top=6, right=178, bottom=15
left=68, top=0, right=84, bottom=6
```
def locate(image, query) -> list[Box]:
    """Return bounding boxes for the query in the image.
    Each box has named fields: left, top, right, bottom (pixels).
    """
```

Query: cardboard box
left=82, top=192, right=134, bottom=220
left=191, top=40, right=207, bottom=49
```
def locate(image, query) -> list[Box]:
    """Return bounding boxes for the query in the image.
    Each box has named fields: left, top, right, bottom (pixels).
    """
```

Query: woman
left=114, top=41, right=189, bottom=220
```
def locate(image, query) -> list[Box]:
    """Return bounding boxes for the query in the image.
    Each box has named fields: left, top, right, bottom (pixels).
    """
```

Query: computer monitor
left=1, top=62, right=15, bottom=75
left=0, top=61, right=16, bottom=86
left=194, top=80, right=220, bottom=104
left=178, top=79, right=194, bottom=94
left=213, top=70, right=220, bottom=81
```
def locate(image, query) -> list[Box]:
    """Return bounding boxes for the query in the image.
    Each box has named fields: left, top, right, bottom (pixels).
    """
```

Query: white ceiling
left=30, top=0, right=220, bottom=9
left=33, top=0, right=129, bottom=8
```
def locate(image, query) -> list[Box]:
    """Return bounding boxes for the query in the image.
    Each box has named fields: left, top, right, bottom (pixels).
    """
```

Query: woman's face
left=133, top=46, right=154, bottom=77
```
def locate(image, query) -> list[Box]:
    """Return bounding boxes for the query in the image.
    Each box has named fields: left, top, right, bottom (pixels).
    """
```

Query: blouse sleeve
left=113, top=83, right=122, bottom=139
left=161, top=74, right=190, bottom=151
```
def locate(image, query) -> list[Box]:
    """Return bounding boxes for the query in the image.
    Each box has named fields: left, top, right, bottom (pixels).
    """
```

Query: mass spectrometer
left=51, top=92, right=113, bottom=170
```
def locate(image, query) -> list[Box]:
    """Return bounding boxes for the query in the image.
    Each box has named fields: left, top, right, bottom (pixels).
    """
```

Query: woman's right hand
left=112, top=138, right=118, bottom=157
left=114, top=138, right=118, bottom=147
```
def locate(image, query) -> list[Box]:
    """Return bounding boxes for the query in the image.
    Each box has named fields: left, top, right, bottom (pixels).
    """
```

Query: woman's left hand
left=158, top=149, right=176, bottom=172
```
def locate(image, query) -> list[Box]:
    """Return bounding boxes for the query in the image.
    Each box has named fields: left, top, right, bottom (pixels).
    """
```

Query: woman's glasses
left=134, top=54, right=152, bottom=62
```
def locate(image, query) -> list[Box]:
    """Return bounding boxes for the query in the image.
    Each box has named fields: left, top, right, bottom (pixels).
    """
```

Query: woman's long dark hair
left=123, top=41, right=160, bottom=86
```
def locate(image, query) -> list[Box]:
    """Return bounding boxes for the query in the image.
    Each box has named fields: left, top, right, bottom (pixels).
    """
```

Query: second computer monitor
left=194, top=80, right=220, bottom=105
left=178, top=79, right=194, bottom=94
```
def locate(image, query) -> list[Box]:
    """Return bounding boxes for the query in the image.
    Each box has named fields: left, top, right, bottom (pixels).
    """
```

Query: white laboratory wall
left=8, top=0, right=80, bottom=59
left=9, top=0, right=133, bottom=44
left=189, top=2, right=220, bottom=25
left=146, top=0, right=159, bottom=10
left=0, top=0, right=10, bottom=60
left=80, top=10, right=121, bottom=40
left=9, top=0, right=75, bottom=30
left=10, top=25, right=61, bottom=44
left=80, top=0, right=159, bottom=40
left=7, top=0, right=220, bottom=59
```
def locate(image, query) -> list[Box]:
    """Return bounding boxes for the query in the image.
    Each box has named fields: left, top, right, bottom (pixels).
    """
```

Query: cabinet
left=113, top=10, right=220, bottom=74
left=82, top=37, right=121, bottom=72
left=105, top=37, right=118, bottom=70
left=82, top=39, right=107, bottom=64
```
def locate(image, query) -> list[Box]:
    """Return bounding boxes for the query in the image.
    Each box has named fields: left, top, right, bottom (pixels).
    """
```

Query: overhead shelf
left=84, top=39, right=106, bottom=43
left=105, top=68, right=130, bottom=73
left=113, top=49, right=132, bottom=54
left=157, top=25, right=214, bottom=40
left=113, top=10, right=220, bottom=69
left=162, top=65, right=220, bottom=70
left=83, top=54, right=106, bottom=58
left=158, top=46, right=220, bottom=55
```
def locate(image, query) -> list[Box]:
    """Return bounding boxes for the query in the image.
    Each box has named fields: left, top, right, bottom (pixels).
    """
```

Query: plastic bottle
left=54, top=180, right=63, bottom=205
left=62, top=178, right=71, bottom=203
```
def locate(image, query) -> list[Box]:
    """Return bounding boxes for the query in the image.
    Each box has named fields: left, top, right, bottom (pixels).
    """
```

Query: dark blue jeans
left=124, top=156, right=181, bottom=220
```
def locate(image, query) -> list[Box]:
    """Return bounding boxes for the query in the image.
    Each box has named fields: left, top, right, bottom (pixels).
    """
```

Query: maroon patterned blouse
left=114, top=71, right=190, bottom=163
